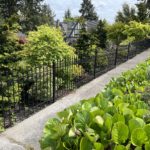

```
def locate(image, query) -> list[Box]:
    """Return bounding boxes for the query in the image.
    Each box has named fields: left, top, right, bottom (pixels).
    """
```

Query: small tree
left=64, top=9, right=72, bottom=20
left=136, top=1, right=149, bottom=22
left=0, top=17, right=22, bottom=68
left=75, top=26, right=95, bottom=71
left=96, top=20, right=107, bottom=48
left=0, top=0, right=21, bottom=19
left=123, top=21, right=150, bottom=41
left=79, top=0, right=98, bottom=21
left=107, top=22, right=126, bottom=46
left=138, top=0, right=150, bottom=9
left=63, top=9, right=76, bottom=22
left=21, top=25, right=76, bottom=65
left=19, top=0, right=55, bottom=32
left=38, top=4, right=55, bottom=26
left=116, top=3, right=137, bottom=23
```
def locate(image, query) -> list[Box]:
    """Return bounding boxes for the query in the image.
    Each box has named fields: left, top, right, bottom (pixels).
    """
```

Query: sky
left=44, top=0, right=137, bottom=23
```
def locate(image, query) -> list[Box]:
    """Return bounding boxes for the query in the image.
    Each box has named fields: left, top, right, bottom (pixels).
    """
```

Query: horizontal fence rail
left=0, top=39, right=150, bottom=131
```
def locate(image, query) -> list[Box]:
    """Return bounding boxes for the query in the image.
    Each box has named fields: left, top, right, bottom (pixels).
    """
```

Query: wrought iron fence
left=0, top=39, right=150, bottom=131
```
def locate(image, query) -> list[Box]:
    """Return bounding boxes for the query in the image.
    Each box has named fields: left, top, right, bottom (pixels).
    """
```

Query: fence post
left=94, top=48, right=98, bottom=78
left=52, top=62, right=56, bottom=103
left=114, top=46, right=118, bottom=66
left=127, top=43, right=131, bottom=60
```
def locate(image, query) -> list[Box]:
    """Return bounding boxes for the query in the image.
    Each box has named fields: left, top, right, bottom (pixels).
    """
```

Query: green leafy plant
left=20, top=25, right=76, bottom=65
left=123, top=21, right=150, bottom=42
left=40, top=59, right=150, bottom=149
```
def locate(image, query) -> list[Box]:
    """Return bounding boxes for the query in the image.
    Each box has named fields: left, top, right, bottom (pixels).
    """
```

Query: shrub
left=20, top=24, right=76, bottom=65
left=96, top=48, right=108, bottom=68
left=123, top=21, right=150, bottom=42
left=107, top=22, right=127, bottom=46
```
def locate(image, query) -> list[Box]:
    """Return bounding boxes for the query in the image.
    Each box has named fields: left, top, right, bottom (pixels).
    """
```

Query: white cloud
left=45, top=0, right=137, bottom=23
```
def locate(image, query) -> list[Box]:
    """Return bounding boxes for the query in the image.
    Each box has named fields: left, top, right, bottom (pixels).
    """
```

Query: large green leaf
left=114, top=145, right=127, bottom=150
left=40, top=136, right=58, bottom=150
left=43, top=118, right=67, bottom=140
left=136, top=109, right=150, bottom=118
left=131, top=128, right=148, bottom=146
left=128, top=118, right=145, bottom=133
left=74, top=111, right=90, bottom=131
left=104, top=113, right=113, bottom=131
left=112, top=88, right=124, bottom=97
left=113, top=114, right=125, bottom=124
left=94, top=142, right=104, bottom=150
left=144, top=124, right=150, bottom=139
left=122, top=107, right=134, bottom=117
left=145, top=142, right=150, bottom=150
left=82, top=101, right=93, bottom=111
left=112, top=122, right=129, bottom=144
left=57, top=109, right=73, bottom=123
left=80, top=137, right=93, bottom=150
left=94, top=95, right=108, bottom=109
left=84, top=128, right=99, bottom=143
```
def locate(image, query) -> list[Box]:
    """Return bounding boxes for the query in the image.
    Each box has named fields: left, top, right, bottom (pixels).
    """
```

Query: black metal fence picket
left=0, top=39, right=150, bottom=131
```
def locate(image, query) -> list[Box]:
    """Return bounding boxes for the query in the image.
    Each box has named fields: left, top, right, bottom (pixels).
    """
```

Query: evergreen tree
left=38, top=4, right=55, bottom=26
left=19, top=0, right=44, bottom=31
left=0, top=0, right=21, bottom=19
left=139, top=0, right=150, bottom=9
left=116, top=3, right=137, bottom=23
left=79, top=0, right=98, bottom=21
left=0, top=18, right=22, bottom=68
left=0, top=0, right=55, bottom=32
left=147, top=0, right=150, bottom=9
left=64, top=9, right=72, bottom=19
left=75, top=25, right=97, bottom=72
left=136, top=1, right=149, bottom=22
left=96, top=20, right=107, bottom=48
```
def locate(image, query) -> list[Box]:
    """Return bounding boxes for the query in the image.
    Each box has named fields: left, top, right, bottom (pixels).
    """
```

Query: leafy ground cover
left=40, top=58, right=150, bottom=150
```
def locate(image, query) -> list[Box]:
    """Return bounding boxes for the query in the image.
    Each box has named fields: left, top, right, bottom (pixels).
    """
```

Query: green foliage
left=0, top=18, right=23, bottom=68
left=136, top=1, right=150, bottom=22
left=131, top=128, right=148, bottom=146
left=75, top=27, right=95, bottom=71
left=96, top=48, right=108, bottom=68
left=0, top=23, right=84, bottom=132
left=95, top=20, right=107, bottom=49
left=108, top=21, right=150, bottom=45
left=79, top=0, right=98, bottom=21
left=63, top=9, right=77, bottom=22
left=115, top=1, right=150, bottom=23
left=19, top=0, right=43, bottom=31
left=80, top=137, right=93, bottom=150
left=112, top=122, right=129, bottom=144
left=0, top=117, right=4, bottom=132
left=64, top=9, right=72, bottom=19
left=0, top=0, right=54, bottom=32
left=107, top=22, right=127, bottom=46
left=75, top=26, right=108, bottom=72
left=37, top=4, right=55, bottom=26
left=123, top=21, right=150, bottom=42
left=0, top=0, right=20, bottom=18
left=21, top=25, right=76, bottom=65
left=40, top=58, right=150, bottom=149
left=116, top=3, right=137, bottom=23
